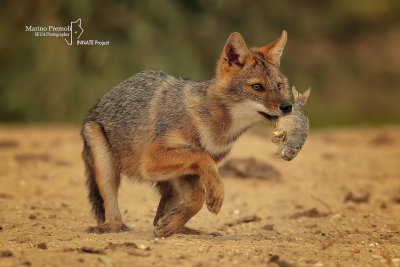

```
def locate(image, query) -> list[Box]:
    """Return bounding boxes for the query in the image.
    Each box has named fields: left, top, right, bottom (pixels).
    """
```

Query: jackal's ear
left=260, top=30, right=287, bottom=66
left=217, top=32, right=254, bottom=77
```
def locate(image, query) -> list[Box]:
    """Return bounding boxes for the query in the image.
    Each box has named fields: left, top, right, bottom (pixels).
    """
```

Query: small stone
left=209, top=232, right=222, bottom=237
left=80, top=247, right=105, bottom=254
left=0, top=250, right=13, bottom=257
left=138, top=244, right=149, bottom=251
left=371, top=254, right=382, bottom=260
left=37, top=242, right=47, bottom=249
left=295, top=204, right=304, bottom=209
left=29, top=214, right=37, bottom=219
left=353, top=249, right=360, bottom=253
left=262, top=224, right=274, bottom=231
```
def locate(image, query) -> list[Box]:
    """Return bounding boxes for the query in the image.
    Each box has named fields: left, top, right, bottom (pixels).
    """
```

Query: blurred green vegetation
left=1, top=0, right=399, bottom=126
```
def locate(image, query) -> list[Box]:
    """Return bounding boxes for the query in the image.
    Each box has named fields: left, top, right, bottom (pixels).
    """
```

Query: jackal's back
left=83, top=70, right=198, bottom=169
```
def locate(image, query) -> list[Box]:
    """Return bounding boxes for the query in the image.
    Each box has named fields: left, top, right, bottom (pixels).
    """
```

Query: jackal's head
left=215, top=31, right=292, bottom=123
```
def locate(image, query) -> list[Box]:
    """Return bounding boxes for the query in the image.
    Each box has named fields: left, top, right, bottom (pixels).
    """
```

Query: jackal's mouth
left=258, top=111, right=279, bottom=121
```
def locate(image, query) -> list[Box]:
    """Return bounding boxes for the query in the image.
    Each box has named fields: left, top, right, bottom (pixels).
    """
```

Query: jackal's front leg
left=143, top=143, right=224, bottom=236
left=153, top=175, right=206, bottom=237
left=143, top=144, right=224, bottom=213
left=153, top=181, right=181, bottom=226
left=154, top=178, right=208, bottom=236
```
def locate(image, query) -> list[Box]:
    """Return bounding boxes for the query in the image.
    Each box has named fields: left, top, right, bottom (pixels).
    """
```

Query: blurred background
left=1, top=0, right=399, bottom=127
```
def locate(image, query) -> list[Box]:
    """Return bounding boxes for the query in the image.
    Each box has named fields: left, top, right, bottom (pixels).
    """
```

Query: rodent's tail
left=81, top=134, right=105, bottom=224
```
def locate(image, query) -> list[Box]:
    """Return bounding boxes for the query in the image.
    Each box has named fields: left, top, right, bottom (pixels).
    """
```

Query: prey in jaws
left=272, top=86, right=310, bottom=161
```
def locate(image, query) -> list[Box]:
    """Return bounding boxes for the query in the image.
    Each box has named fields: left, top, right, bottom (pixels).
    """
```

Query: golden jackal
left=81, top=31, right=292, bottom=237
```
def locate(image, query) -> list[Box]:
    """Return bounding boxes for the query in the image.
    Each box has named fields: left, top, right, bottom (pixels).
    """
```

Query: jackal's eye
left=277, top=82, right=283, bottom=90
left=252, top=84, right=264, bottom=92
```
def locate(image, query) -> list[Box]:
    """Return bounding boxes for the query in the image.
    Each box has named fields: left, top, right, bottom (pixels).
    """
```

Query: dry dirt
left=0, top=125, right=400, bottom=267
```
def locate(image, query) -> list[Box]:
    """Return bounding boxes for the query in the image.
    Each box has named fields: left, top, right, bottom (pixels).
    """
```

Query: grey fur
left=81, top=33, right=292, bottom=228
left=86, top=71, right=210, bottom=156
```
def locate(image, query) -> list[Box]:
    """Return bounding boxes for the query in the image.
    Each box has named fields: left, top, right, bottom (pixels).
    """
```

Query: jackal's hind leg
left=82, top=122, right=127, bottom=234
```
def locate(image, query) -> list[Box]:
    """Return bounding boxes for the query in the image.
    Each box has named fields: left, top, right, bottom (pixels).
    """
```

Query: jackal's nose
left=279, top=102, right=292, bottom=114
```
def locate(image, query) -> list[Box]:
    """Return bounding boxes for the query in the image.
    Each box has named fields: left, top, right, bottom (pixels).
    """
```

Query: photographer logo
left=25, top=18, right=110, bottom=46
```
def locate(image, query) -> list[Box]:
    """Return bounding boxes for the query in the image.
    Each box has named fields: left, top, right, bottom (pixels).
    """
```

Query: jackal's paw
left=206, top=180, right=224, bottom=214
left=154, top=223, right=175, bottom=238
left=87, top=223, right=130, bottom=234
left=154, top=227, right=175, bottom=238
left=153, top=212, right=179, bottom=238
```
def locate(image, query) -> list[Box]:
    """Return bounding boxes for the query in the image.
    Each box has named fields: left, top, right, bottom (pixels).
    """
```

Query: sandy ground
left=0, top=125, right=399, bottom=267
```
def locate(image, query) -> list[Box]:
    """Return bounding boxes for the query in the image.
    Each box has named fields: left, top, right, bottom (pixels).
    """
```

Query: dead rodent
left=272, top=86, right=310, bottom=161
